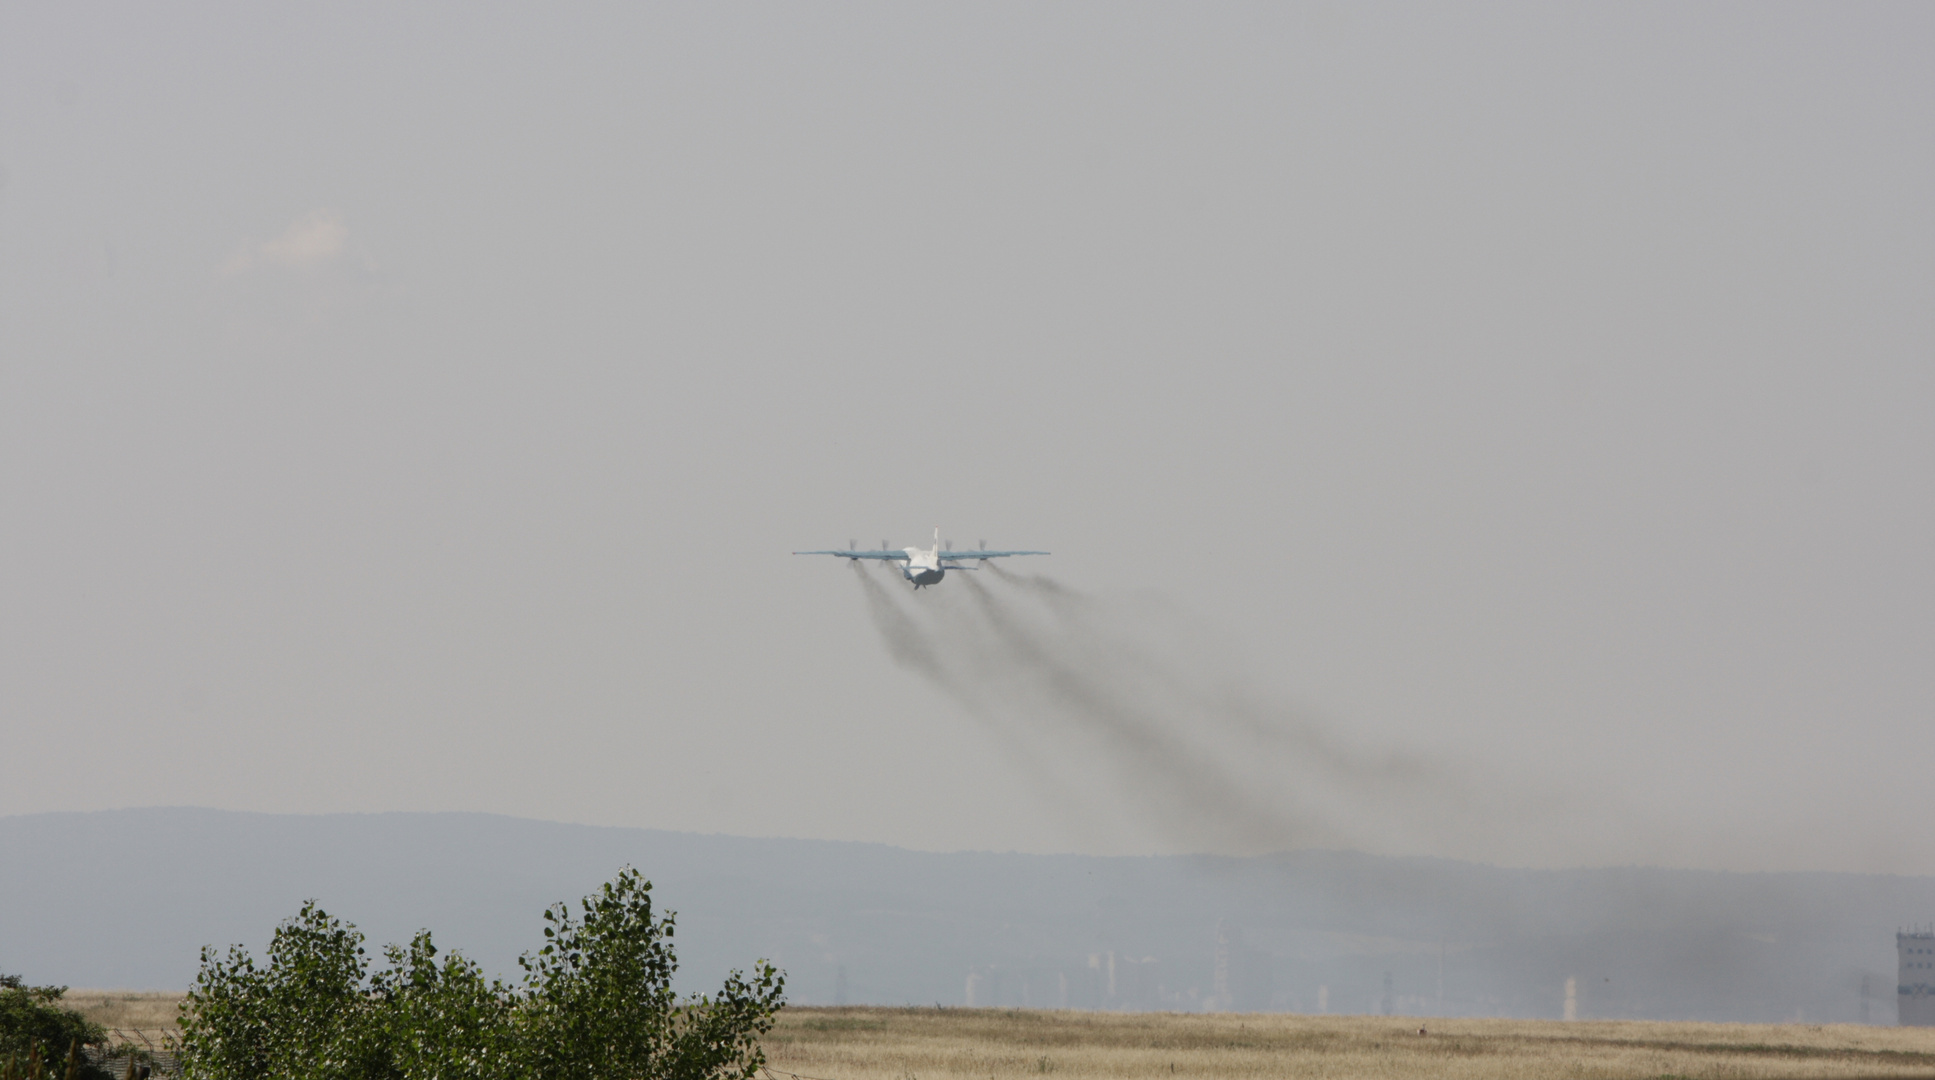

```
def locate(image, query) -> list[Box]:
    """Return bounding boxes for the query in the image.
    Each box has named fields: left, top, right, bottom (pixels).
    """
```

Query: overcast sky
left=2, top=3, right=1929, bottom=874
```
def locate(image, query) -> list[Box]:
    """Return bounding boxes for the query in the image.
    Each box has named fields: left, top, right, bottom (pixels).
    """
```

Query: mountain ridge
left=3, top=807, right=1926, bottom=1022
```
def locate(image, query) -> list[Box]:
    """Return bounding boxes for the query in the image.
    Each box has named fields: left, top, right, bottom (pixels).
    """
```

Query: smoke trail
left=848, top=561, right=1100, bottom=829
left=853, top=560, right=1519, bottom=855
left=956, top=571, right=1332, bottom=850
left=847, top=560, right=948, bottom=682
left=988, top=563, right=1457, bottom=797
left=845, top=562, right=1883, bottom=1006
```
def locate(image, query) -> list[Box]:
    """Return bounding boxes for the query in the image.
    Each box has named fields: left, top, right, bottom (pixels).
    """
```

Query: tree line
left=3, top=868, right=784, bottom=1080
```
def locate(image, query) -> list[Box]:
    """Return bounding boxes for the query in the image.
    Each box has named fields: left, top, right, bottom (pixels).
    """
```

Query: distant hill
left=2, top=808, right=1927, bottom=1022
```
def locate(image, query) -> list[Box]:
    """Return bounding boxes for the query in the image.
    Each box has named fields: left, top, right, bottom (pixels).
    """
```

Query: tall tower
left=1900, top=928, right=1935, bottom=1027
left=1213, top=921, right=1233, bottom=1009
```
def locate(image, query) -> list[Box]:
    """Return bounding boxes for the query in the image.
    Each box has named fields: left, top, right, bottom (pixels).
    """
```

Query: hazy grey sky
left=2, top=3, right=1929, bottom=874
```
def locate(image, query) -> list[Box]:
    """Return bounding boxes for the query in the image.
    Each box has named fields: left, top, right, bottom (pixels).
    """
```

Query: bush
left=174, top=868, right=783, bottom=1080
left=0, top=976, right=111, bottom=1080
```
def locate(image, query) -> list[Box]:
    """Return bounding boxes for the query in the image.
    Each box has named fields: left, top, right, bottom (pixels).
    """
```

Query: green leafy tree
left=516, top=869, right=784, bottom=1080
left=365, top=933, right=516, bottom=1080
left=0, top=975, right=110, bottom=1080
left=174, top=868, right=784, bottom=1080
left=176, top=902, right=379, bottom=1080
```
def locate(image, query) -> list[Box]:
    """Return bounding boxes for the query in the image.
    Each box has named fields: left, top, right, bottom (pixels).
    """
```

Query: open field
left=63, top=991, right=183, bottom=1037
left=59, top=995, right=1935, bottom=1077
left=763, top=1008, right=1935, bottom=1080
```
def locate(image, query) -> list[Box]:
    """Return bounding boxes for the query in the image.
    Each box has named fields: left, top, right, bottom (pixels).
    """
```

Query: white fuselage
left=902, top=546, right=945, bottom=587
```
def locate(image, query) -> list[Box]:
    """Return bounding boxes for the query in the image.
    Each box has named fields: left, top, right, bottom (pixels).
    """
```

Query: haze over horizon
left=3, top=4, right=1930, bottom=875
left=5, top=806, right=1928, bottom=1018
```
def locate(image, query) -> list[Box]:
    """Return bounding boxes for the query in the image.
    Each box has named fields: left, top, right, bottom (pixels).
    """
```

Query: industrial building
left=1211, top=921, right=1274, bottom=1013
left=1901, top=928, right=1935, bottom=1027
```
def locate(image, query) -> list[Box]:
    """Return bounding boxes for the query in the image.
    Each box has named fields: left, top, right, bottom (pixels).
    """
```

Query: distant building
left=1077, top=951, right=1178, bottom=1011
left=965, top=963, right=1084, bottom=1009
left=1210, top=921, right=1273, bottom=1012
left=1900, top=929, right=1935, bottom=1027
left=1105, top=951, right=1157, bottom=1010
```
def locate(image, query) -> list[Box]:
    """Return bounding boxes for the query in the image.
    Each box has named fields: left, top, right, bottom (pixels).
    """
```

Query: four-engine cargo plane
left=795, top=528, right=1048, bottom=589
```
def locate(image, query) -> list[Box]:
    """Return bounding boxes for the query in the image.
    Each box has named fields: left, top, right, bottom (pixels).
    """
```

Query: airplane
left=794, top=528, right=1048, bottom=589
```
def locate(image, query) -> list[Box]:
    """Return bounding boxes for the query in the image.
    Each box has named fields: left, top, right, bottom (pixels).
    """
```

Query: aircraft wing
left=942, top=549, right=1049, bottom=560
left=792, top=549, right=911, bottom=560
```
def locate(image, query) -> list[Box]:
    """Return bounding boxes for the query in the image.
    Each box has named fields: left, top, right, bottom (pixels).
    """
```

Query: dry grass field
left=763, top=1008, right=1935, bottom=1080
left=63, top=990, right=183, bottom=1037
left=56, top=995, right=1935, bottom=1077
